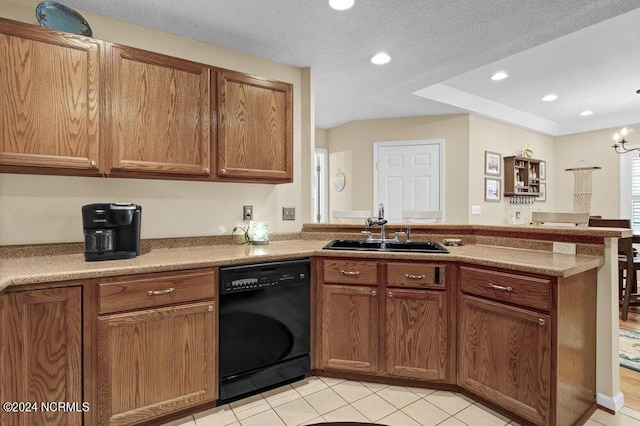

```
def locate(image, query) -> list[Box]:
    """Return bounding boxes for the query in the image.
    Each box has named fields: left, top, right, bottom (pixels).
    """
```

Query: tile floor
left=162, top=376, right=640, bottom=426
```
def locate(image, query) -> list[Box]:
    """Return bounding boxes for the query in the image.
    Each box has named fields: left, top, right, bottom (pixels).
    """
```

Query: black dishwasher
left=218, top=258, right=310, bottom=402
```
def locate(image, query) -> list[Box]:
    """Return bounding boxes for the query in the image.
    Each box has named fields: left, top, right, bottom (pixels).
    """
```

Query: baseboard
left=596, top=391, right=624, bottom=412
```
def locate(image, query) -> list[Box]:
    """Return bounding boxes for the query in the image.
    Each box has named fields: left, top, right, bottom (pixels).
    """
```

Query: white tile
left=262, top=384, right=302, bottom=408
left=273, top=398, right=319, bottom=426
left=379, top=410, right=423, bottom=426
left=331, top=380, right=374, bottom=403
left=404, top=385, right=437, bottom=398
left=621, top=406, right=640, bottom=421
left=377, top=385, right=421, bottom=409
left=193, top=404, right=238, bottom=426
left=239, top=409, right=286, bottom=426
left=323, top=404, right=370, bottom=423
left=298, top=416, right=325, bottom=426
left=438, top=418, right=468, bottom=426
left=401, top=399, right=450, bottom=426
left=454, top=404, right=509, bottom=426
left=161, top=415, right=197, bottom=426
left=291, top=377, right=329, bottom=397
left=584, top=420, right=605, bottom=426
left=589, top=409, right=640, bottom=426
left=230, top=394, right=271, bottom=420
left=318, top=376, right=346, bottom=387
left=424, top=390, right=472, bottom=415
left=361, top=380, right=390, bottom=392
left=351, top=393, right=397, bottom=421
left=303, top=387, right=348, bottom=415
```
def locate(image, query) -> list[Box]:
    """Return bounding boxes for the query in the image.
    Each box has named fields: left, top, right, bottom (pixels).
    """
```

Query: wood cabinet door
left=216, top=70, right=292, bottom=182
left=0, top=19, right=102, bottom=174
left=385, top=288, right=447, bottom=381
left=106, top=44, right=211, bottom=176
left=459, top=295, right=551, bottom=425
left=1, top=287, right=83, bottom=426
left=97, top=300, right=217, bottom=425
left=321, top=284, right=378, bottom=373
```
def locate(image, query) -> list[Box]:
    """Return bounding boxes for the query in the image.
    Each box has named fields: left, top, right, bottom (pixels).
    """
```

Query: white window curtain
left=621, top=151, right=640, bottom=234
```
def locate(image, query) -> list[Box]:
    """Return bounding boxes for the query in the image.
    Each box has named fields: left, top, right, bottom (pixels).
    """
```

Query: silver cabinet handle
left=90, top=160, right=97, bottom=168
left=208, top=305, right=214, bottom=312
left=371, top=290, right=377, bottom=296
left=405, top=273, right=425, bottom=280
left=147, top=287, right=175, bottom=296
left=221, top=168, right=226, bottom=174
left=538, top=318, right=546, bottom=326
left=340, top=270, right=360, bottom=276
left=388, top=291, right=393, bottom=298
left=488, top=283, right=513, bottom=292
left=204, top=167, right=210, bottom=173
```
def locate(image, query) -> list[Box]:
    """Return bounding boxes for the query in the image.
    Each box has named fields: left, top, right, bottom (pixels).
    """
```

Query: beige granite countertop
left=0, top=239, right=604, bottom=294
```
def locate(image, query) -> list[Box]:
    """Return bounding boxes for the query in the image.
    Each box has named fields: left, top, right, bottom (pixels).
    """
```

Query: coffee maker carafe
left=82, top=203, right=141, bottom=261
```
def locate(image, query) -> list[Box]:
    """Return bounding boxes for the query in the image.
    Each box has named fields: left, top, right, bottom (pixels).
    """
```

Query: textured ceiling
left=59, top=0, right=640, bottom=134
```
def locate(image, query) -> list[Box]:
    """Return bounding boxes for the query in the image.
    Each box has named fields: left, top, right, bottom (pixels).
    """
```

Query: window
left=621, top=152, right=640, bottom=234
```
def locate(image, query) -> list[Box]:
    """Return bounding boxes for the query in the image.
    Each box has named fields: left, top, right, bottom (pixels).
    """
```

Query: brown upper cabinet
left=0, top=19, right=102, bottom=175
left=0, top=18, right=294, bottom=184
left=216, top=70, right=293, bottom=182
left=105, top=44, right=211, bottom=177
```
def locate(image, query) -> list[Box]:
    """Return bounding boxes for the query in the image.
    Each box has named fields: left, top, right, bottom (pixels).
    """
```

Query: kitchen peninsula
left=0, top=224, right=624, bottom=425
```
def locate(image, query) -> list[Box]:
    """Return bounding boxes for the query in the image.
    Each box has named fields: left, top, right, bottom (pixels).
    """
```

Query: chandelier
left=612, top=127, right=639, bottom=154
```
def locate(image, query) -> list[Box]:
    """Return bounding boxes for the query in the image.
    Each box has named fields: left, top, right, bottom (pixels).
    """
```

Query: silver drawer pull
left=405, top=273, right=425, bottom=280
left=208, top=305, right=214, bottom=312
left=340, top=270, right=360, bottom=276
left=388, top=291, right=393, bottom=298
left=537, top=318, right=546, bottom=326
left=488, top=283, right=513, bottom=292
left=371, top=290, right=377, bottom=296
left=147, top=287, right=175, bottom=296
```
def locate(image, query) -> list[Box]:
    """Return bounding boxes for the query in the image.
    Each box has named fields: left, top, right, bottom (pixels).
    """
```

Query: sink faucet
left=365, top=204, right=388, bottom=241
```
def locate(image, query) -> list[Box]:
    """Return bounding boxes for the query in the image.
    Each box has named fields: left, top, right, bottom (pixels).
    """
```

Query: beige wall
left=468, top=115, right=555, bottom=224
left=553, top=126, right=634, bottom=218
left=315, top=128, right=329, bottom=150
left=0, top=0, right=312, bottom=245
left=326, top=115, right=470, bottom=223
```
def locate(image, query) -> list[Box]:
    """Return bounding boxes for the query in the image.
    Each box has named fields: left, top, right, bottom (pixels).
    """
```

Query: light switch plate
left=471, top=205, right=481, bottom=215
left=282, top=207, right=295, bottom=221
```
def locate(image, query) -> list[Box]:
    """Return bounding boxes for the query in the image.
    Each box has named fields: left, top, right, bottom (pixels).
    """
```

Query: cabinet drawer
left=322, top=259, right=378, bottom=285
left=99, top=270, right=215, bottom=314
left=387, top=262, right=446, bottom=289
left=460, top=266, right=551, bottom=311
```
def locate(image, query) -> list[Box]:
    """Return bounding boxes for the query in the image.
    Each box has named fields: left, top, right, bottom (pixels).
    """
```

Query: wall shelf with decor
left=503, top=156, right=543, bottom=198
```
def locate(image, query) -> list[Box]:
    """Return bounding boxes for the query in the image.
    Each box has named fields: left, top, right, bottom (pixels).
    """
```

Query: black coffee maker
left=82, top=203, right=142, bottom=261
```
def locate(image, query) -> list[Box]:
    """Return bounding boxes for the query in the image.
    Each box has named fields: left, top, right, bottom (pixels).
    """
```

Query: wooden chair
left=401, top=210, right=443, bottom=223
left=588, top=218, right=640, bottom=320
left=332, top=210, right=371, bottom=223
left=531, top=211, right=590, bottom=226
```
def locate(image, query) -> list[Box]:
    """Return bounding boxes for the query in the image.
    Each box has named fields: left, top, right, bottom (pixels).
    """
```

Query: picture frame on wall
left=539, top=161, right=546, bottom=180
left=485, top=151, right=501, bottom=176
left=537, top=182, right=546, bottom=202
left=485, top=178, right=501, bottom=202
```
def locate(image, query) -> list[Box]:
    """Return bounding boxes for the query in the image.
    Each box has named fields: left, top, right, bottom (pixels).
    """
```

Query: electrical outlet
left=282, top=206, right=295, bottom=221
left=243, top=205, right=253, bottom=221
left=553, top=242, right=576, bottom=255
left=471, top=205, right=481, bottom=215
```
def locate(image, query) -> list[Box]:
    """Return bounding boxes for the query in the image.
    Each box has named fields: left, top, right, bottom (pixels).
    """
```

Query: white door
left=374, top=141, right=443, bottom=222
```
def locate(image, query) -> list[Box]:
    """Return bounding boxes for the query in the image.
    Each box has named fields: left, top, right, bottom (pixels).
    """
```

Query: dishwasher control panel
left=219, top=258, right=310, bottom=294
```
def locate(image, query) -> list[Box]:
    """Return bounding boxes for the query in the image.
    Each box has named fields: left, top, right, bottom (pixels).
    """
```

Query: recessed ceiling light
left=371, top=52, right=391, bottom=65
left=542, top=94, right=557, bottom=102
left=579, top=110, right=593, bottom=116
left=490, top=71, right=508, bottom=81
left=329, top=0, right=354, bottom=10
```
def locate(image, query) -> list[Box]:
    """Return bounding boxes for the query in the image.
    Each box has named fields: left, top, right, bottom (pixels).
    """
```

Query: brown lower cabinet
left=96, top=270, right=217, bottom=425
left=0, top=287, right=83, bottom=426
left=318, top=259, right=452, bottom=383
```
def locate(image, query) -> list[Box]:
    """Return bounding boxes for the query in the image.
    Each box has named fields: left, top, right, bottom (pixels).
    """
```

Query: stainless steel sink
left=323, top=239, right=449, bottom=253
